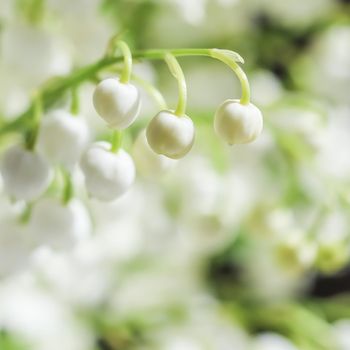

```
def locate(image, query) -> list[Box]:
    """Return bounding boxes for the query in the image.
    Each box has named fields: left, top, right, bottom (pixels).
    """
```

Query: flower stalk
left=164, top=53, right=187, bottom=117
left=0, top=47, right=248, bottom=137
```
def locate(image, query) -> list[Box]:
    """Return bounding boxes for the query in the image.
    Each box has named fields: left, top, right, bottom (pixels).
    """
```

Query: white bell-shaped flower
left=38, top=110, right=89, bottom=169
left=214, top=99, right=263, bottom=144
left=146, top=110, right=195, bottom=159
left=132, top=129, right=176, bottom=176
left=93, top=78, right=141, bottom=129
left=80, top=142, right=135, bottom=201
left=28, top=197, right=91, bottom=250
left=0, top=145, right=52, bottom=201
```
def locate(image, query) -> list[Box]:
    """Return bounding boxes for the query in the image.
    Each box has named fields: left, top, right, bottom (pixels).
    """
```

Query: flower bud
left=29, top=197, right=91, bottom=250
left=38, top=110, right=89, bottom=169
left=80, top=142, right=135, bottom=201
left=146, top=110, right=195, bottom=159
left=214, top=99, right=263, bottom=144
left=93, top=78, right=141, bottom=129
left=132, top=129, right=176, bottom=177
left=0, top=145, right=52, bottom=201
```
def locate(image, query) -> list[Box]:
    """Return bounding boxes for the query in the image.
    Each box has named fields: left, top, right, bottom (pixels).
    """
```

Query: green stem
left=111, top=130, right=123, bottom=153
left=0, top=47, right=246, bottom=137
left=19, top=202, right=33, bottom=224
left=210, top=49, right=250, bottom=105
left=62, top=169, right=73, bottom=205
left=108, top=39, right=133, bottom=83
left=70, top=86, right=80, bottom=116
left=165, top=53, right=187, bottom=116
left=25, top=92, right=42, bottom=150
left=118, top=41, right=133, bottom=83
left=130, top=74, right=167, bottom=110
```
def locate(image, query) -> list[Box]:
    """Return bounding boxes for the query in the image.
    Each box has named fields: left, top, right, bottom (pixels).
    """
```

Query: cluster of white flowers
left=0, top=0, right=349, bottom=349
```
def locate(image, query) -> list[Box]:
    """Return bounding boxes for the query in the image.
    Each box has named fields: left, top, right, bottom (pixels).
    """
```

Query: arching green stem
left=210, top=49, right=250, bottom=105
left=111, top=130, right=123, bottom=153
left=135, top=48, right=249, bottom=104
left=107, top=39, right=133, bottom=84
left=165, top=53, right=187, bottom=117
left=118, top=41, right=133, bottom=83
left=1, top=47, right=250, bottom=137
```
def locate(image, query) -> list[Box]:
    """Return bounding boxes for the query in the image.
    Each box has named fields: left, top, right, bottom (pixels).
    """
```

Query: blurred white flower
left=334, top=319, right=350, bottom=350
left=1, top=145, right=53, bottom=201
left=1, top=23, right=71, bottom=87
left=154, top=299, right=249, bottom=350
left=251, top=333, right=298, bottom=350
left=244, top=240, right=308, bottom=301
left=316, top=211, right=349, bottom=244
left=110, top=265, right=198, bottom=317
left=31, top=246, right=111, bottom=307
left=132, top=129, right=176, bottom=177
left=250, top=70, right=283, bottom=107
left=80, top=142, right=135, bottom=201
left=295, top=25, right=350, bottom=102
left=317, top=26, right=350, bottom=80
left=170, top=0, right=207, bottom=25
left=0, top=0, right=14, bottom=20
left=47, top=0, right=113, bottom=64
left=28, top=197, right=91, bottom=250
left=38, top=110, right=90, bottom=169
left=251, top=0, right=335, bottom=27
left=316, top=106, right=350, bottom=179
left=264, top=208, right=296, bottom=237
left=0, top=276, right=93, bottom=350
left=274, top=230, right=317, bottom=274
left=0, top=65, right=29, bottom=118
left=271, top=106, right=325, bottom=151
left=0, top=219, right=32, bottom=277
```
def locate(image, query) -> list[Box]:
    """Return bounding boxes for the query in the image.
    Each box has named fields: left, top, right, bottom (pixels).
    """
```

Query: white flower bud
left=29, top=197, right=91, bottom=250
left=38, top=110, right=89, bottom=169
left=93, top=78, right=141, bottom=129
left=80, top=142, right=135, bottom=201
left=132, top=129, right=176, bottom=176
left=0, top=145, right=52, bottom=201
left=214, top=99, right=263, bottom=144
left=146, top=110, right=195, bottom=159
